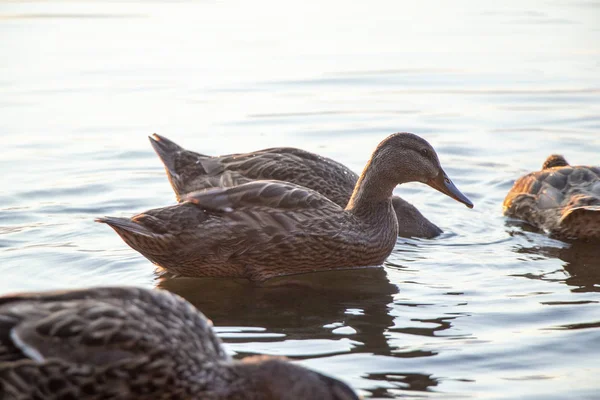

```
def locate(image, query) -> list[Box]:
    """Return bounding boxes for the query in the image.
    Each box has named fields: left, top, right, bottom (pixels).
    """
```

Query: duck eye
left=420, top=149, right=429, bottom=157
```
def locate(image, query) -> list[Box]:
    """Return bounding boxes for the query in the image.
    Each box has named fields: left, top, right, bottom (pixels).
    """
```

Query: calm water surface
left=1, top=1, right=600, bottom=398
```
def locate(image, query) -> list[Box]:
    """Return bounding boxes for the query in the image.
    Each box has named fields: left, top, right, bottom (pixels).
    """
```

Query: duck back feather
left=504, top=155, right=600, bottom=240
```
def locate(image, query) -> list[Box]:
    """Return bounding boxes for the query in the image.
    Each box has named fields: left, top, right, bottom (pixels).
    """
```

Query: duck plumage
left=98, top=133, right=473, bottom=281
left=504, top=155, right=600, bottom=240
left=0, top=287, right=358, bottom=400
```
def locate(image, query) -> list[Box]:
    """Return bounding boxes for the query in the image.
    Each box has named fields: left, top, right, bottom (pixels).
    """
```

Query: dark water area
left=1, top=0, right=600, bottom=398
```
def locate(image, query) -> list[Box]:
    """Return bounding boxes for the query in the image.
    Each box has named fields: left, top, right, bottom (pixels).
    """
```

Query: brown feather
left=0, top=287, right=358, bottom=400
left=504, top=155, right=600, bottom=240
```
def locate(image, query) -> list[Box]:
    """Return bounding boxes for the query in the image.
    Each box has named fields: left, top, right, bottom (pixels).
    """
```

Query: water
left=1, top=0, right=599, bottom=398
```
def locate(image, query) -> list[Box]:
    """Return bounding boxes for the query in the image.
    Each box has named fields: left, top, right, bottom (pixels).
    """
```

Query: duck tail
left=96, top=216, right=154, bottom=237
left=148, top=134, right=189, bottom=176
left=149, top=134, right=213, bottom=201
left=149, top=133, right=211, bottom=173
left=559, top=205, right=600, bottom=240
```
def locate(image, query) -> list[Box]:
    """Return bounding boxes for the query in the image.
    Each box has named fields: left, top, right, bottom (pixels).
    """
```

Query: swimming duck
left=503, top=154, right=600, bottom=240
left=98, top=133, right=473, bottom=281
left=149, top=133, right=443, bottom=238
left=0, top=287, right=358, bottom=400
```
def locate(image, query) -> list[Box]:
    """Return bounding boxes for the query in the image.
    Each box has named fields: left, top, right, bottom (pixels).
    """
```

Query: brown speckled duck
left=504, top=154, right=600, bottom=240
left=0, top=287, right=359, bottom=400
left=97, top=133, right=473, bottom=281
left=149, top=133, right=442, bottom=238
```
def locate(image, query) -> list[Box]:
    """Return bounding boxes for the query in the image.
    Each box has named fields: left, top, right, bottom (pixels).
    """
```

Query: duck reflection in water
left=158, top=267, right=398, bottom=357
left=158, top=266, right=445, bottom=396
left=365, top=372, right=439, bottom=398
left=508, top=225, right=600, bottom=292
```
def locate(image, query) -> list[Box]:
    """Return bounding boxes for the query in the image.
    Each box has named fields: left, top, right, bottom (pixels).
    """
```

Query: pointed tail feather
left=559, top=206, right=600, bottom=240
left=95, top=217, right=154, bottom=237
left=96, top=216, right=176, bottom=264
left=148, top=133, right=187, bottom=176
left=148, top=133, right=212, bottom=196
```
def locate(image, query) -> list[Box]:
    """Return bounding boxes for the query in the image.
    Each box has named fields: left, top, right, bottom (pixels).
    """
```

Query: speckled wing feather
left=150, top=132, right=357, bottom=205
left=560, top=205, right=600, bottom=238
left=504, top=162, right=600, bottom=239
left=184, top=180, right=342, bottom=212
left=198, top=148, right=359, bottom=206
left=0, top=287, right=224, bottom=364
left=201, top=147, right=357, bottom=179
left=0, top=287, right=226, bottom=400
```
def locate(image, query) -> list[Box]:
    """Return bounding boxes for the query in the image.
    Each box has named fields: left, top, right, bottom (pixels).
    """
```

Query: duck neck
left=190, top=361, right=259, bottom=399
left=197, top=359, right=290, bottom=399
left=345, top=158, right=399, bottom=219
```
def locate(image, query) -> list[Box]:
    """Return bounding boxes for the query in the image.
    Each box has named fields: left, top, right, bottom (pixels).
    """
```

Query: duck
left=148, top=133, right=443, bottom=238
left=97, top=133, right=473, bottom=281
left=503, top=154, right=600, bottom=240
left=0, top=286, right=359, bottom=400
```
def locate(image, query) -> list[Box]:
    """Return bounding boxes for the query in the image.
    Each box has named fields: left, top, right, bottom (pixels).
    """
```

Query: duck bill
left=427, top=171, right=473, bottom=208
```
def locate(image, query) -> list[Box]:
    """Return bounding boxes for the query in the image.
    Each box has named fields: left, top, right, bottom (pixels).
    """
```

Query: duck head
left=363, top=132, right=473, bottom=208
left=542, top=154, right=569, bottom=169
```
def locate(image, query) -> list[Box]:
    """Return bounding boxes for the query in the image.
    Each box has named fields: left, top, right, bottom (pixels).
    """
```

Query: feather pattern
left=504, top=155, right=600, bottom=240
left=0, top=287, right=358, bottom=400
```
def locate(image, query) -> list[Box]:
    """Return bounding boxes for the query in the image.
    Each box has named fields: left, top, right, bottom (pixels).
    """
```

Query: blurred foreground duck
left=98, top=133, right=473, bottom=281
left=0, top=287, right=358, bottom=400
left=149, top=133, right=442, bottom=238
left=504, top=155, right=600, bottom=240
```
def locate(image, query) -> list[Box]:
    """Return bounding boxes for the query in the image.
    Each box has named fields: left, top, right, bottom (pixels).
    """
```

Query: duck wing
left=559, top=205, right=600, bottom=239
left=0, top=287, right=226, bottom=399
left=504, top=165, right=600, bottom=239
left=183, top=180, right=341, bottom=213
left=199, top=148, right=358, bottom=204
left=149, top=134, right=358, bottom=204
left=556, top=169, right=600, bottom=239
left=203, top=147, right=357, bottom=180
left=99, top=180, right=340, bottom=239
left=0, top=287, right=224, bottom=365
